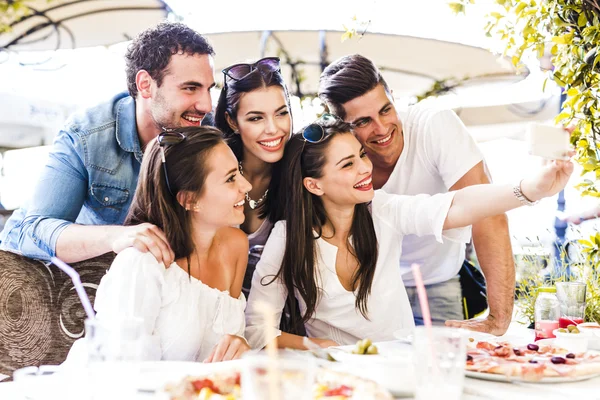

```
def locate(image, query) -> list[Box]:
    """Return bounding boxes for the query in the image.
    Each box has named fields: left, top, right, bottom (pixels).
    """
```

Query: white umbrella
left=0, top=0, right=170, bottom=52
left=203, top=29, right=522, bottom=99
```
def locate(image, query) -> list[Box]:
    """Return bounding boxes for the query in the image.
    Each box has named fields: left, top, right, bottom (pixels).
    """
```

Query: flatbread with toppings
left=165, top=367, right=393, bottom=399
left=466, top=338, right=600, bottom=381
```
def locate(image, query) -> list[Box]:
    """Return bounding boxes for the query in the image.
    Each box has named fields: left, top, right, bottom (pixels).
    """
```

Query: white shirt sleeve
left=422, top=108, right=484, bottom=188
left=373, top=190, right=471, bottom=244
left=245, top=221, right=289, bottom=350
left=93, top=248, right=165, bottom=360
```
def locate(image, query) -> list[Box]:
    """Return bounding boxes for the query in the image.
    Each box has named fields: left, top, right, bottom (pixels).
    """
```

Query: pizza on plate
left=165, top=367, right=393, bottom=399
left=466, top=337, right=600, bottom=381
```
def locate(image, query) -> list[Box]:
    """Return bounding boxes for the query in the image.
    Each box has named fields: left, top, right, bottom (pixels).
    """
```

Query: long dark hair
left=125, top=126, right=224, bottom=265
left=269, top=119, right=379, bottom=325
left=214, top=65, right=292, bottom=219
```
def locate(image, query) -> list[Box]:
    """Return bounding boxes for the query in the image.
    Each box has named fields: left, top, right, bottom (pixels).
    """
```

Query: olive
left=529, top=360, right=538, bottom=364
left=366, top=344, right=378, bottom=355
left=567, top=325, right=577, bottom=332
left=551, top=356, right=566, bottom=364
left=527, top=344, right=539, bottom=351
left=468, top=337, right=475, bottom=343
left=362, top=338, right=372, bottom=349
left=571, top=328, right=580, bottom=334
left=558, top=328, right=567, bottom=333
left=513, top=348, right=522, bottom=356
left=495, top=345, right=503, bottom=350
left=467, top=355, right=473, bottom=362
left=566, top=353, right=576, bottom=359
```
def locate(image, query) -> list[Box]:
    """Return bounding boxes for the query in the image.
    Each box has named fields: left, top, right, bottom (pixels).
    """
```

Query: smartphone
left=526, top=122, right=570, bottom=160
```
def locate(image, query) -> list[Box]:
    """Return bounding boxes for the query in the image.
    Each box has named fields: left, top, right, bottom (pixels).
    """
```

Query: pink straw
left=51, top=257, right=95, bottom=320
left=411, top=263, right=432, bottom=327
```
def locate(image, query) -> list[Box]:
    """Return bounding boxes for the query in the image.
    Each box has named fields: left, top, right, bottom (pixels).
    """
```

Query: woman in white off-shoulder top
left=67, top=126, right=253, bottom=363
left=245, top=117, right=574, bottom=350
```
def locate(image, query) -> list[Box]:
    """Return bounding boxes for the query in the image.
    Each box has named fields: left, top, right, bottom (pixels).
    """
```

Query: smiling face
left=340, top=83, right=403, bottom=169
left=231, top=85, right=291, bottom=164
left=305, top=133, right=374, bottom=208
left=192, top=142, right=252, bottom=228
left=150, top=53, right=216, bottom=129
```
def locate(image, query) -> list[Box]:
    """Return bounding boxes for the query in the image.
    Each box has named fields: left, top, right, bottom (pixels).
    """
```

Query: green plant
left=0, top=1, right=33, bottom=33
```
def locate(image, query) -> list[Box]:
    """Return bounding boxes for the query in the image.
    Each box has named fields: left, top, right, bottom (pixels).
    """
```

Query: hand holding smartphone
left=527, top=122, right=571, bottom=160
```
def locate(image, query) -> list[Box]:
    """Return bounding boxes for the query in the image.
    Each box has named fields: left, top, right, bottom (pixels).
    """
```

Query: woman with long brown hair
left=67, top=126, right=253, bottom=363
left=245, top=117, right=573, bottom=349
left=214, top=57, right=292, bottom=295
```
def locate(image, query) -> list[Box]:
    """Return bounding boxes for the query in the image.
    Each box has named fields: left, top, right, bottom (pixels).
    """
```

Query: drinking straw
left=411, top=263, right=432, bottom=327
left=51, top=257, right=95, bottom=320
left=255, top=301, right=280, bottom=400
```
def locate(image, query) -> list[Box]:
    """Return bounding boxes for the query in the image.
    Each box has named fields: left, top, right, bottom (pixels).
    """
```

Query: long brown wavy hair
left=125, top=126, right=225, bottom=269
left=268, top=119, right=379, bottom=327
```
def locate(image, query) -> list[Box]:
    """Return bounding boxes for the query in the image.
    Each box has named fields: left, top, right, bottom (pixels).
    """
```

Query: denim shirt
left=0, top=92, right=143, bottom=261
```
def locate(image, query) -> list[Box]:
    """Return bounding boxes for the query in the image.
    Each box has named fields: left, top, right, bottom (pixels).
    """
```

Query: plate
left=327, top=344, right=415, bottom=398
left=465, top=370, right=600, bottom=383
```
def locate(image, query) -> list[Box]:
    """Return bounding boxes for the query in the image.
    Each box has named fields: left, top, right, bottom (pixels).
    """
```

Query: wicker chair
left=0, top=251, right=115, bottom=378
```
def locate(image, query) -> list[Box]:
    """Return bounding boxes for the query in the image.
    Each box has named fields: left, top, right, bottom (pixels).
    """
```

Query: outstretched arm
left=444, top=161, right=513, bottom=335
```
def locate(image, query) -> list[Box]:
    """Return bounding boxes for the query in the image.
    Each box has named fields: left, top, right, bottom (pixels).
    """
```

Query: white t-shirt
left=245, top=190, right=470, bottom=349
left=65, top=248, right=246, bottom=363
left=382, top=103, right=484, bottom=286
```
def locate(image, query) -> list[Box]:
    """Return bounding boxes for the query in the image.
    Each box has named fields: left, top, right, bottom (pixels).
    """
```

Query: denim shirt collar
left=115, top=96, right=143, bottom=163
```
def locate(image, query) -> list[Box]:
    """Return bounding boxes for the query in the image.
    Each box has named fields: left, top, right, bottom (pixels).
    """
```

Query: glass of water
left=412, top=326, right=466, bottom=400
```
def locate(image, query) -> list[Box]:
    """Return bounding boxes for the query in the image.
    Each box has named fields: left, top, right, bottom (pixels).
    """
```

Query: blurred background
left=0, top=0, right=596, bottom=273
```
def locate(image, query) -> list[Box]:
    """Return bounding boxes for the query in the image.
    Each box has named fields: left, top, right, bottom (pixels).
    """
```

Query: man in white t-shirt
left=318, top=54, right=514, bottom=335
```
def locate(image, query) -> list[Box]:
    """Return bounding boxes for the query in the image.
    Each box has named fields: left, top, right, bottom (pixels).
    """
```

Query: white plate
left=327, top=345, right=415, bottom=398
left=465, top=370, right=600, bottom=383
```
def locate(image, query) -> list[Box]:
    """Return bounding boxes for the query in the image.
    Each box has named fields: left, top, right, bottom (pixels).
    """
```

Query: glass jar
left=534, top=286, right=560, bottom=341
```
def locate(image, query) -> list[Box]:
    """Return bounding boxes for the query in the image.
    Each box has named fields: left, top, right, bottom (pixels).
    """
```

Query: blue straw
left=51, top=257, right=95, bottom=320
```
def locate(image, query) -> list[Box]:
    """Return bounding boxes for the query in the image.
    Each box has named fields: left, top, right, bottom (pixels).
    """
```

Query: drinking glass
left=84, top=317, right=145, bottom=399
left=556, top=282, right=587, bottom=328
left=13, top=365, right=63, bottom=399
left=241, top=351, right=316, bottom=400
left=412, top=326, right=466, bottom=400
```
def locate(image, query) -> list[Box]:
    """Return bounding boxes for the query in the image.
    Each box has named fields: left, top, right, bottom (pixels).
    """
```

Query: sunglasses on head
left=157, top=131, right=186, bottom=197
left=301, top=113, right=340, bottom=143
left=222, top=57, right=281, bottom=82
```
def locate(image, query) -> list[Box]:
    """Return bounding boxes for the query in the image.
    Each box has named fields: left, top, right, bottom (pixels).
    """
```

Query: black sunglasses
left=301, top=113, right=340, bottom=143
left=157, top=131, right=186, bottom=196
left=222, top=57, right=281, bottom=82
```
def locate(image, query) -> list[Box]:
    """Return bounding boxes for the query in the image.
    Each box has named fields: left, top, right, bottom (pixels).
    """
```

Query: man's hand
left=111, top=223, right=174, bottom=266
left=445, top=314, right=510, bottom=336
left=203, top=334, right=250, bottom=363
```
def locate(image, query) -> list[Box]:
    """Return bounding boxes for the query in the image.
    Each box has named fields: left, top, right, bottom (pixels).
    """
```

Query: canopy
left=0, top=0, right=170, bottom=52
left=203, top=29, right=523, bottom=98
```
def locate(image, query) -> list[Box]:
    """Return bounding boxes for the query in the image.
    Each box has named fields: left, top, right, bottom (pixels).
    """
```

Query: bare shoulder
left=214, top=227, right=249, bottom=260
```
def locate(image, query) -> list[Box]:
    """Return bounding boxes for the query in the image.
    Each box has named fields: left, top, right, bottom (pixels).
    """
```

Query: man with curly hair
left=0, top=21, right=215, bottom=266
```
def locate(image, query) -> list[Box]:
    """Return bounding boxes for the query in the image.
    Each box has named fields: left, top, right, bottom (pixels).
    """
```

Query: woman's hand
left=521, top=159, right=574, bottom=202
left=203, top=334, right=250, bottom=363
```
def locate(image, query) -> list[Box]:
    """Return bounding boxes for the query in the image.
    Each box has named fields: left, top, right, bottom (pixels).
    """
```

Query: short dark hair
left=125, top=21, right=215, bottom=99
left=318, top=54, right=390, bottom=120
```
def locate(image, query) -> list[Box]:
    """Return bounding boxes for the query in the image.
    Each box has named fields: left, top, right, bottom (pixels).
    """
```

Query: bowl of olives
left=553, top=325, right=590, bottom=353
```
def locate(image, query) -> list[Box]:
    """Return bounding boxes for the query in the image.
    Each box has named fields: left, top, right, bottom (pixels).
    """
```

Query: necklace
left=238, top=161, right=268, bottom=210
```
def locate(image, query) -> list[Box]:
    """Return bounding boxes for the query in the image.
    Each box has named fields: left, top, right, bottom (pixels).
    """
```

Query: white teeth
left=354, top=177, right=372, bottom=188
left=183, top=115, right=201, bottom=122
left=234, top=200, right=245, bottom=207
left=259, top=137, right=283, bottom=148
left=375, top=134, right=392, bottom=144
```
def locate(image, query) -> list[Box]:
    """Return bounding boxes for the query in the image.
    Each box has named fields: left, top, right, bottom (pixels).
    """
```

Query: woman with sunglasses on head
left=214, top=57, right=292, bottom=296
left=65, top=127, right=253, bottom=363
left=245, top=117, right=574, bottom=350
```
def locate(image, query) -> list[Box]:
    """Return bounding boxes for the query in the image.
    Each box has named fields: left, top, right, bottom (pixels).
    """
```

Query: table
left=1, top=324, right=599, bottom=400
